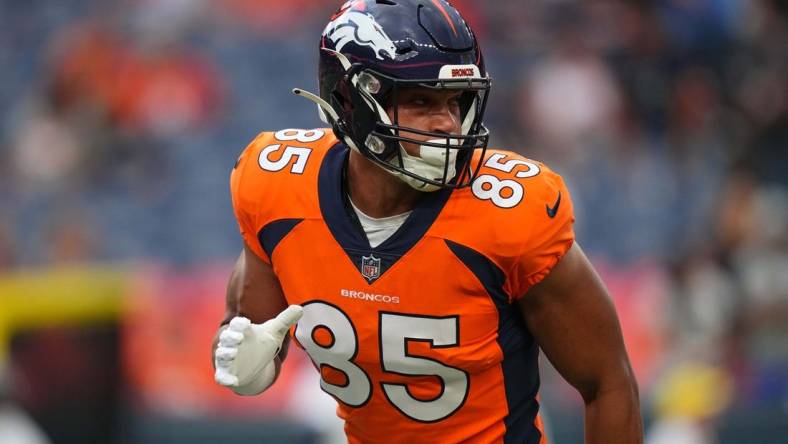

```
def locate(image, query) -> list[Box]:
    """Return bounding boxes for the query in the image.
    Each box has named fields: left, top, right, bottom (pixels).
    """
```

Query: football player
left=213, top=1, right=642, bottom=442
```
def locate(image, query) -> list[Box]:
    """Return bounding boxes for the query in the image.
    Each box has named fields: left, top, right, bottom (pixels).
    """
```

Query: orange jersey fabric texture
left=230, top=128, right=574, bottom=444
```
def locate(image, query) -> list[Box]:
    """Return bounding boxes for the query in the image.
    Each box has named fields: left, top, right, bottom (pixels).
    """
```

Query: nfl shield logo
left=361, top=254, right=381, bottom=282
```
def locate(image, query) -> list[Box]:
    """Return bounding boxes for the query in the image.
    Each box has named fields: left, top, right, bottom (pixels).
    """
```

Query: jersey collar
left=318, top=143, right=453, bottom=283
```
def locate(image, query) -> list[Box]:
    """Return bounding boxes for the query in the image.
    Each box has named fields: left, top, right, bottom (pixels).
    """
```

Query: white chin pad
left=419, top=138, right=458, bottom=164
left=394, top=138, right=459, bottom=191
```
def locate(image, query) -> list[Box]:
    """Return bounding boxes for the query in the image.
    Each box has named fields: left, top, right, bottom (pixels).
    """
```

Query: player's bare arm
left=211, top=244, right=300, bottom=394
left=520, top=243, right=643, bottom=443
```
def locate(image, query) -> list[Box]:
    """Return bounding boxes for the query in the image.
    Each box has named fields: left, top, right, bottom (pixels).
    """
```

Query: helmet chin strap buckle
left=365, top=135, right=387, bottom=154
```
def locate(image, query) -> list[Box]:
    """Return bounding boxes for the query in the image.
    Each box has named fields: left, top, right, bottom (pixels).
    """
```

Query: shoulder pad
left=439, top=148, right=575, bottom=299
left=230, top=128, right=338, bottom=262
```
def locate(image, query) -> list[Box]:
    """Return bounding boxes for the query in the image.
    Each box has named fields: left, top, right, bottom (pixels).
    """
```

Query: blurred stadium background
left=0, top=0, right=786, bottom=443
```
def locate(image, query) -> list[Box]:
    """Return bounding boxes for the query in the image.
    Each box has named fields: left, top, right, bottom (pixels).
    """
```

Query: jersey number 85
left=472, top=153, right=541, bottom=209
left=294, top=301, right=469, bottom=423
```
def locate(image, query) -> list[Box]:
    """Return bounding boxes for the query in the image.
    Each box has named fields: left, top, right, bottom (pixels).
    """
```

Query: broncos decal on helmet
left=323, top=10, right=398, bottom=61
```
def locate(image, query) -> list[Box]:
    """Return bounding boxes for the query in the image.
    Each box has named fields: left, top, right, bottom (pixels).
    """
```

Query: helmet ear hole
left=334, top=79, right=354, bottom=113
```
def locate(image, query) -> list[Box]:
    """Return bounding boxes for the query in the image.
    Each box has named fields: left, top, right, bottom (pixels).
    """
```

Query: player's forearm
left=583, top=383, right=643, bottom=444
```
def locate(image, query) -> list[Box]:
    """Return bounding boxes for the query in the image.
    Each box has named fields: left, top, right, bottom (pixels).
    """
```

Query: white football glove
left=214, top=305, right=303, bottom=395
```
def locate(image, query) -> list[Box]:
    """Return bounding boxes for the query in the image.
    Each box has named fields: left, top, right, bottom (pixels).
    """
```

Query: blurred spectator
left=213, top=0, right=332, bottom=35
left=521, top=23, right=623, bottom=162
left=48, top=20, right=224, bottom=138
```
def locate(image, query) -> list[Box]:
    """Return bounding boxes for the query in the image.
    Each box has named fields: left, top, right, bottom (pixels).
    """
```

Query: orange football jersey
left=230, top=128, right=574, bottom=443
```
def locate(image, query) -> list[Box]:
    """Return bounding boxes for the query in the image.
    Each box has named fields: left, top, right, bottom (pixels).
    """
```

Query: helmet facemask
left=316, top=50, right=491, bottom=191
left=351, top=68, right=490, bottom=191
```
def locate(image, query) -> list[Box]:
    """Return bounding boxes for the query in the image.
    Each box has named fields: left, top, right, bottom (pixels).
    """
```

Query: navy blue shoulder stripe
left=444, top=239, right=507, bottom=304
left=444, top=239, right=543, bottom=444
left=257, top=218, right=304, bottom=260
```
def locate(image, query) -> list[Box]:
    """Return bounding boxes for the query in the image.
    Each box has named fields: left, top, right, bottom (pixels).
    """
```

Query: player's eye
left=410, top=95, right=428, bottom=106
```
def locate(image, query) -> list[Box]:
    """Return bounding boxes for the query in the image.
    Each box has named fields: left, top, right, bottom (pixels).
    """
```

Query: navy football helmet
left=294, top=0, right=490, bottom=190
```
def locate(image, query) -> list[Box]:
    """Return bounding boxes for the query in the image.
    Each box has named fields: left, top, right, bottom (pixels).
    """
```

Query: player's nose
left=429, top=104, right=460, bottom=135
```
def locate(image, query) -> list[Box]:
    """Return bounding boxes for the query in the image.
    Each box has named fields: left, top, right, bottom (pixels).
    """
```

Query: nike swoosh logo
left=546, top=192, right=561, bottom=218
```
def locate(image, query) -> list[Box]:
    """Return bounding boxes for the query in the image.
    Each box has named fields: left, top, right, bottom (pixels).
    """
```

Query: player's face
left=388, top=88, right=463, bottom=156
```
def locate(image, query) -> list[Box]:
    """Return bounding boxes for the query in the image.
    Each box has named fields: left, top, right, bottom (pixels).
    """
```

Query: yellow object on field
left=654, top=360, right=734, bottom=420
left=0, top=266, right=127, bottom=364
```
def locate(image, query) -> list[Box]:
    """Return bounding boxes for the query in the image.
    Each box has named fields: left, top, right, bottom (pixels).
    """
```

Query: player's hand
left=214, top=305, right=303, bottom=393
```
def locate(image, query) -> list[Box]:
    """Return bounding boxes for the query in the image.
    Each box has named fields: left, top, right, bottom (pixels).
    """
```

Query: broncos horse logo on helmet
left=323, top=10, right=398, bottom=61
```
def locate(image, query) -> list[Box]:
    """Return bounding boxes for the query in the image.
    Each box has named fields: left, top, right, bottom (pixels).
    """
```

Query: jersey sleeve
left=230, top=132, right=272, bottom=263
left=229, top=128, right=335, bottom=265
left=506, top=165, right=575, bottom=301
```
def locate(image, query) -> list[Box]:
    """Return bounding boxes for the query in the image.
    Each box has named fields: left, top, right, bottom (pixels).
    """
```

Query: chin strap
left=291, top=47, right=352, bottom=125
left=291, top=88, right=340, bottom=124
left=291, top=86, right=364, bottom=154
